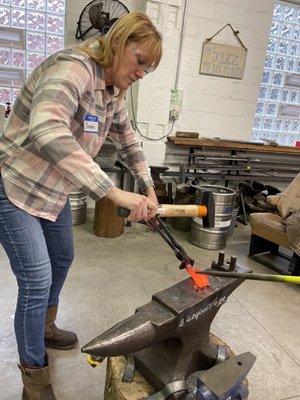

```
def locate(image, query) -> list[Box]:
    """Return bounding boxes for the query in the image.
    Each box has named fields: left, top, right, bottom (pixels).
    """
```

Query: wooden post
left=94, top=198, right=124, bottom=238
left=103, top=333, right=248, bottom=400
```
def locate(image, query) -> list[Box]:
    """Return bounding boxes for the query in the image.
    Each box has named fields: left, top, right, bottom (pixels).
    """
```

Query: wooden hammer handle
left=118, top=205, right=207, bottom=218
left=157, top=204, right=207, bottom=217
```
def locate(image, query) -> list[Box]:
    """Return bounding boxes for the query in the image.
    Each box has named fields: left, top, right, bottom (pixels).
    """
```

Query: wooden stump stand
left=94, top=198, right=124, bottom=238
left=104, top=333, right=246, bottom=400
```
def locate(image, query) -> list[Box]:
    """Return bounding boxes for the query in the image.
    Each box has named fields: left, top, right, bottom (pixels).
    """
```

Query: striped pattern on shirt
left=0, top=42, right=153, bottom=221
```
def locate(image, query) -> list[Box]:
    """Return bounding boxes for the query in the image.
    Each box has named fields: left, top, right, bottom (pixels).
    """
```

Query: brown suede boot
left=19, top=355, right=57, bottom=400
left=45, top=305, right=78, bottom=350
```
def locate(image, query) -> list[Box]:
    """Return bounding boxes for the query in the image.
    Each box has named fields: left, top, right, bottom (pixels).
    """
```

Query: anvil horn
left=81, top=302, right=176, bottom=357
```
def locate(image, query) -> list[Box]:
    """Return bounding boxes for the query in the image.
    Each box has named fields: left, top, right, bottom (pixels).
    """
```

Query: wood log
left=104, top=333, right=247, bottom=400
left=104, top=356, right=153, bottom=400
left=94, top=198, right=124, bottom=238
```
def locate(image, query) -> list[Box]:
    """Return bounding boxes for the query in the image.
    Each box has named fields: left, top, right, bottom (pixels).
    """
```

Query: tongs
left=146, top=217, right=194, bottom=269
left=118, top=190, right=215, bottom=271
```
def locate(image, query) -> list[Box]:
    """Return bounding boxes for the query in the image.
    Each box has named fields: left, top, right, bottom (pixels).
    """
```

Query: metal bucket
left=69, top=191, right=87, bottom=226
left=189, top=185, right=236, bottom=249
left=190, top=218, right=229, bottom=250
left=195, top=185, right=236, bottom=224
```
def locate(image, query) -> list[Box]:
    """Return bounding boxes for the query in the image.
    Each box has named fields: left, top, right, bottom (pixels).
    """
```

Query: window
left=251, top=1, right=300, bottom=146
left=0, top=0, right=66, bottom=105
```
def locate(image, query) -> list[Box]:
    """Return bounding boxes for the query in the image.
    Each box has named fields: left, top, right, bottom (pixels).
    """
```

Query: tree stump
left=103, top=333, right=247, bottom=400
left=94, top=198, right=124, bottom=238
left=104, top=356, right=153, bottom=400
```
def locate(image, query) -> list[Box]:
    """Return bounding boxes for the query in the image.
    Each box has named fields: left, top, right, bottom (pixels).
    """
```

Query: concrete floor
left=0, top=209, right=299, bottom=400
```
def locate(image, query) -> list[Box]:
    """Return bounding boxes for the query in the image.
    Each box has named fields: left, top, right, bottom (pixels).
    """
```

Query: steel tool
left=197, top=269, right=300, bottom=284
left=147, top=217, right=195, bottom=270
left=192, top=352, right=255, bottom=400
left=194, top=251, right=300, bottom=284
left=118, top=191, right=214, bottom=272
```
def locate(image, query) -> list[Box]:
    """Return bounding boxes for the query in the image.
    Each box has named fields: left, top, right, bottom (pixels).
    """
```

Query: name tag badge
left=84, top=115, right=99, bottom=133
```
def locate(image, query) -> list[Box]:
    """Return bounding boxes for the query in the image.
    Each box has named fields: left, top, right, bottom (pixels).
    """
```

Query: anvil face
left=152, top=276, right=232, bottom=330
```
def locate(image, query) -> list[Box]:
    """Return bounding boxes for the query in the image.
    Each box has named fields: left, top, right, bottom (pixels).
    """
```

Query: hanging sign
left=199, top=24, right=247, bottom=79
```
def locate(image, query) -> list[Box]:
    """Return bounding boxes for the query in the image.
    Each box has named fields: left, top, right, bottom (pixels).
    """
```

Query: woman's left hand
left=144, top=186, right=158, bottom=219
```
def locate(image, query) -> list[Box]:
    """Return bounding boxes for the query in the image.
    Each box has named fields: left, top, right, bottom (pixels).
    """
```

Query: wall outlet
left=169, top=109, right=179, bottom=120
left=169, top=88, right=183, bottom=121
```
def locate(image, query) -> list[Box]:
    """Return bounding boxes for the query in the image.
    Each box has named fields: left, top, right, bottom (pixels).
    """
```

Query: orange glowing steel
left=185, top=265, right=210, bottom=288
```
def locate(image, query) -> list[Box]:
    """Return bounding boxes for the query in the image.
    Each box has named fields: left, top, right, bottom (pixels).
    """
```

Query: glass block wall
left=251, top=1, right=300, bottom=146
left=0, top=0, right=65, bottom=105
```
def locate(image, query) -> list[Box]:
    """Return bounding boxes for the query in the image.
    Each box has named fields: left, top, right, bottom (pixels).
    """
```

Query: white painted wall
left=177, top=0, right=276, bottom=140
left=65, top=0, right=276, bottom=166
left=137, top=0, right=276, bottom=165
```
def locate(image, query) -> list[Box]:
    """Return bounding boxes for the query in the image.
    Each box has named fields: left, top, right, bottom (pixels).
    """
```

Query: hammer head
left=200, top=190, right=215, bottom=228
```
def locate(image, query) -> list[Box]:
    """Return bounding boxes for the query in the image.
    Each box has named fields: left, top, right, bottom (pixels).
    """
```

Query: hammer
left=118, top=190, right=215, bottom=228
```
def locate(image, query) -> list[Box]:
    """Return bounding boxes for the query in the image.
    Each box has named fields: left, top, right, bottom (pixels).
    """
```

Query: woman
left=0, top=12, right=162, bottom=399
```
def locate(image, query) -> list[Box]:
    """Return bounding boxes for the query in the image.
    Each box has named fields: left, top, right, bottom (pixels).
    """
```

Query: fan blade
left=81, top=25, right=95, bottom=38
left=89, top=3, right=103, bottom=29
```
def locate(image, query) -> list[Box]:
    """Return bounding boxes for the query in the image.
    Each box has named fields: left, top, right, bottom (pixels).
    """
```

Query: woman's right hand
left=105, top=187, right=157, bottom=221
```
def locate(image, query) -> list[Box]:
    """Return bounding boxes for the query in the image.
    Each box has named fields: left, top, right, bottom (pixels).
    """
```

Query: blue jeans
left=0, top=177, right=74, bottom=367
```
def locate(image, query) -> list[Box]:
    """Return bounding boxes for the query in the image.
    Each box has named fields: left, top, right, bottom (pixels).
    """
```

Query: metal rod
left=161, top=170, right=295, bottom=182
left=196, top=270, right=300, bottom=284
left=229, top=256, right=237, bottom=271
left=217, top=252, right=225, bottom=267
left=166, top=162, right=299, bottom=172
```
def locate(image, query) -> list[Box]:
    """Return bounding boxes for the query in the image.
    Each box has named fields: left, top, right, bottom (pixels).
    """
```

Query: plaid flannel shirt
left=0, top=41, right=153, bottom=221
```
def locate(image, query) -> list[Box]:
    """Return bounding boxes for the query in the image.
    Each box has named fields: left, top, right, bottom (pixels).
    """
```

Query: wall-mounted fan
left=76, top=0, right=130, bottom=41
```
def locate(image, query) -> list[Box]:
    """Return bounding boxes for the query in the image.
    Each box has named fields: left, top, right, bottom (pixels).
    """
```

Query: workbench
left=168, top=137, right=300, bottom=155
left=166, top=137, right=300, bottom=185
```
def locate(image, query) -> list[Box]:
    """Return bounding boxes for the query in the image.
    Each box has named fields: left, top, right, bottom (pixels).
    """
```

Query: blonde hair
left=79, top=12, right=162, bottom=72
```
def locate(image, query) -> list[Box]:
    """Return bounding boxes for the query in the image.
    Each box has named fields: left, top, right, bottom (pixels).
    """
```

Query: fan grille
left=76, top=0, right=130, bottom=40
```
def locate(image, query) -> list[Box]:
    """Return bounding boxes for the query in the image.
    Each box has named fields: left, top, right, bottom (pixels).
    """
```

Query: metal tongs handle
left=148, top=217, right=194, bottom=269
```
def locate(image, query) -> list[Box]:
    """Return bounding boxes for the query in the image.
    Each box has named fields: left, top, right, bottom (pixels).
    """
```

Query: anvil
left=82, top=258, right=253, bottom=398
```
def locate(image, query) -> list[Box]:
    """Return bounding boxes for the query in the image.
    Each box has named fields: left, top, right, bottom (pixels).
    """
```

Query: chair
left=248, top=173, right=300, bottom=275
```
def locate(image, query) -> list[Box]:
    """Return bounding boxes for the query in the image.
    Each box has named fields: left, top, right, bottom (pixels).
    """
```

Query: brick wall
left=65, top=0, right=276, bottom=166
